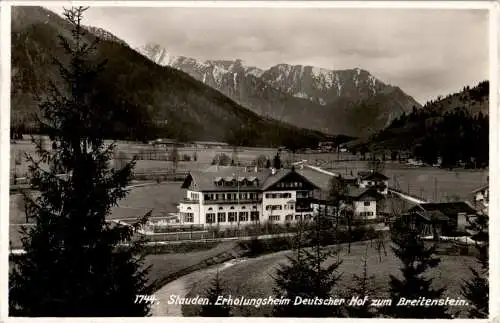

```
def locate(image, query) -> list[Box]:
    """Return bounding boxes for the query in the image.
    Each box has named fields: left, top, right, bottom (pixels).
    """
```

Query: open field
left=9, top=182, right=183, bottom=248
left=10, top=139, right=279, bottom=178
left=323, top=161, right=487, bottom=202
left=11, top=139, right=488, bottom=203
left=181, top=241, right=478, bottom=317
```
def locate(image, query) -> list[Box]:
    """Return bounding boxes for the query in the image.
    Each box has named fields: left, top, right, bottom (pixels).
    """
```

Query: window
left=219, top=207, right=223, bottom=210
left=364, top=201, right=371, bottom=206
left=183, top=213, right=194, bottom=223
left=253, top=205, right=257, bottom=209
left=265, top=205, right=282, bottom=211
left=239, top=212, right=249, bottom=222
left=290, top=205, right=294, bottom=210
left=360, top=212, right=374, bottom=217
left=228, top=212, right=237, bottom=222
left=304, top=214, right=312, bottom=220
left=269, top=215, right=280, bottom=221
left=208, top=207, right=213, bottom=211
left=285, top=215, right=293, bottom=221
left=217, top=212, right=226, bottom=222
left=265, top=193, right=271, bottom=198
left=206, top=213, right=216, bottom=224
left=295, top=214, right=302, bottom=221
left=250, top=211, right=259, bottom=221
left=241, top=206, right=246, bottom=210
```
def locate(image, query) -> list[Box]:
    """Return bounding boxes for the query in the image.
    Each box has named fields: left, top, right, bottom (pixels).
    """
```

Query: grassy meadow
left=181, top=241, right=479, bottom=317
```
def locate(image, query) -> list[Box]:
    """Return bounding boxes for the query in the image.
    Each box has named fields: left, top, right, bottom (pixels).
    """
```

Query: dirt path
left=150, top=258, right=248, bottom=316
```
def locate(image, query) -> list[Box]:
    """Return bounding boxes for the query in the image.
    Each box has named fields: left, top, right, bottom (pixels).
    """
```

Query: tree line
left=374, top=91, right=488, bottom=169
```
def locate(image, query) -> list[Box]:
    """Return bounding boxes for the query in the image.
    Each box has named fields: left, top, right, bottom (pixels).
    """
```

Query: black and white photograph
left=4, top=1, right=495, bottom=319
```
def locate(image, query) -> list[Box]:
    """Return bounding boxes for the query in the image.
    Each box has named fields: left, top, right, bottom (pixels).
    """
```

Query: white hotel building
left=177, top=166, right=382, bottom=227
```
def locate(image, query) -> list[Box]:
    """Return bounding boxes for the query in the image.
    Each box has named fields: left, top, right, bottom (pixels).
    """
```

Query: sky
left=47, top=6, right=490, bottom=105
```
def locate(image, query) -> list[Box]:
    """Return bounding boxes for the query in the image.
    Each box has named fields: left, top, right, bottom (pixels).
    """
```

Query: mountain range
left=11, top=6, right=329, bottom=147
left=138, top=43, right=421, bottom=137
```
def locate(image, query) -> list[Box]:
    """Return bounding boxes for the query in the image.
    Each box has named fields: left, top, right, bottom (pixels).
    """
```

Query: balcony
left=203, top=198, right=262, bottom=205
left=180, top=198, right=199, bottom=204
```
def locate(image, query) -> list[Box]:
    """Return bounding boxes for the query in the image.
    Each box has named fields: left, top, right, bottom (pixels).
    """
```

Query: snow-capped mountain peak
left=136, top=42, right=420, bottom=136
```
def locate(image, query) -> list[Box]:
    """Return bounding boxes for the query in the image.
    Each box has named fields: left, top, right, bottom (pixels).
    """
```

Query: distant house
left=406, top=202, right=478, bottom=238
left=151, top=138, right=177, bottom=148
left=318, top=141, right=334, bottom=152
left=343, top=187, right=381, bottom=220
left=297, top=168, right=383, bottom=221
left=193, top=141, right=230, bottom=149
left=406, top=158, right=424, bottom=167
left=471, top=184, right=488, bottom=215
left=357, top=171, right=389, bottom=195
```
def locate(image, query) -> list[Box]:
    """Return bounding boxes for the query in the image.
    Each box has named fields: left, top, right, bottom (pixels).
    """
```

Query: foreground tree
left=200, top=268, right=231, bottom=317
left=382, top=220, right=451, bottom=318
left=9, top=7, right=152, bottom=316
left=461, top=213, right=489, bottom=318
left=273, top=207, right=344, bottom=317
left=347, top=246, right=377, bottom=318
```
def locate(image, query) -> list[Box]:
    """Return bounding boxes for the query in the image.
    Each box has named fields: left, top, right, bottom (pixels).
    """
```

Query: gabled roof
left=359, top=171, right=389, bottom=181
left=295, top=168, right=334, bottom=191
left=345, top=186, right=380, bottom=199
left=260, top=169, right=292, bottom=190
left=410, top=202, right=477, bottom=216
left=181, top=166, right=269, bottom=191
left=472, top=184, right=489, bottom=194
left=413, top=210, right=449, bottom=222
left=181, top=167, right=323, bottom=192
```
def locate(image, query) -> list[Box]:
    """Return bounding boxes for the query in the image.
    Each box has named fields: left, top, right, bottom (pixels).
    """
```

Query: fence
left=133, top=217, right=388, bottom=243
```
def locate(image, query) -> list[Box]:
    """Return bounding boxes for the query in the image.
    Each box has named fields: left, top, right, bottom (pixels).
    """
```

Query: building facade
left=178, top=167, right=318, bottom=227
left=177, top=166, right=389, bottom=227
left=472, top=184, right=488, bottom=215
left=357, top=171, right=389, bottom=195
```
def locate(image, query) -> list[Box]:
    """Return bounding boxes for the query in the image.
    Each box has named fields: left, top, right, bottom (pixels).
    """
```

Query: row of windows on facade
left=181, top=212, right=312, bottom=223
left=265, top=204, right=295, bottom=211
left=276, top=181, right=305, bottom=189
left=214, top=178, right=259, bottom=187
left=195, top=190, right=314, bottom=201
left=184, top=206, right=259, bottom=212
left=181, top=211, right=259, bottom=223
left=263, top=191, right=312, bottom=199
left=212, top=180, right=306, bottom=189
left=201, top=192, right=260, bottom=201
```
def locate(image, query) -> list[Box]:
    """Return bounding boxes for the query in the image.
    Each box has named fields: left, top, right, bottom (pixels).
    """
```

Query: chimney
left=271, top=167, right=276, bottom=175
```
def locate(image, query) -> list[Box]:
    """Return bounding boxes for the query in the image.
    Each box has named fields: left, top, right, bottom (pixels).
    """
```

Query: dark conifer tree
left=273, top=207, right=344, bottom=317
left=382, top=219, right=451, bottom=318
left=273, top=152, right=282, bottom=170
left=9, top=7, right=152, bottom=316
left=461, top=213, right=489, bottom=318
left=200, top=268, right=231, bottom=317
left=347, top=246, right=377, bottom=318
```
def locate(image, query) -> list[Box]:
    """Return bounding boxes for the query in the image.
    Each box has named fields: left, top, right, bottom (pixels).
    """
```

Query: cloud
left=46, top=6, right=489, bottom=104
